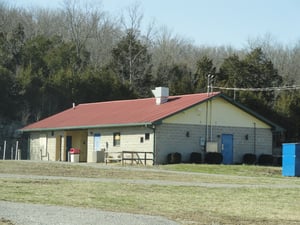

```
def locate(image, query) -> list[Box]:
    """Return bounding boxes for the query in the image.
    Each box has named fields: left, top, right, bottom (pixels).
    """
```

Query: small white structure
left=152, top=87, right=169, bottom=105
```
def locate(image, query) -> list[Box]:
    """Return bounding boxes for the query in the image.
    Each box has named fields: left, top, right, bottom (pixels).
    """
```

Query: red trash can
left=69, top=148, right=80, bottom=162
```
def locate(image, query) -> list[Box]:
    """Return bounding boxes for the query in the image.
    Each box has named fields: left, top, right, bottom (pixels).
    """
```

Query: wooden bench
left=105, top=152, right=122, bottom=164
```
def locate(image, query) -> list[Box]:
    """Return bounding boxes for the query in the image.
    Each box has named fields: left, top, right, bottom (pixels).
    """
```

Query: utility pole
left=207, top=74, right=215, bottom=96
left=206, top=74, right=215, bottom=142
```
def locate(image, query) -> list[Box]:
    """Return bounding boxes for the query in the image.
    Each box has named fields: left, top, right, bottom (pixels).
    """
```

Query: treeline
left=1, top=1, right=300, bottom=140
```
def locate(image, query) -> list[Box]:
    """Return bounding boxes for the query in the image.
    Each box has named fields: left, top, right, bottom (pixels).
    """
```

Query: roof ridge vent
left=151, top=87, right=169, bottom=105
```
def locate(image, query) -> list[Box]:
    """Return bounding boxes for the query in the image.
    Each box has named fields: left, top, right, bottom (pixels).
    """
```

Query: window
left=145, top=133, right=150, bottom=140
left=113, top=132, right=120, bottom=146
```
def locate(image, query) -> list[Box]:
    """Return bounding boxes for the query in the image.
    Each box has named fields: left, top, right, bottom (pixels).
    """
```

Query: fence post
left=18, top=149, right=21, bottom=160
left=15, top=141, right=19, bottom=160
left=11, top=147, right=13, bottom=159
left=3, top=141, right=6, bottom=160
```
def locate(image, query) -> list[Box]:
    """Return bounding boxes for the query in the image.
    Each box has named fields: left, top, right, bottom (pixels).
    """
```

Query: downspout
left=46, top=134, right=49, bottom=161
left=210, top=100, right=213, bottom=142
left=146, top=124, right=156, bottom=165
left=153, top=125, right=156, bottom=165
left=59, top=135, right=62, bottom=161
left=205, top=101, right=209, bottom=144
left=27, top=135, right=30, bottom=160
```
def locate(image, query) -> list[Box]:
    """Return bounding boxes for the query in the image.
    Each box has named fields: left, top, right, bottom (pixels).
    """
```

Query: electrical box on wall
left=206, top=142, right=218, bottom=152
left=199, top=137, right=205, bottom=146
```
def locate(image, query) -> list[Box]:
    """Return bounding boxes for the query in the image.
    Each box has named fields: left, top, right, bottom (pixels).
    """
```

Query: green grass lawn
left=1, top=161, right=300, bottom=225
left=162, top=163, right=282, bottom=177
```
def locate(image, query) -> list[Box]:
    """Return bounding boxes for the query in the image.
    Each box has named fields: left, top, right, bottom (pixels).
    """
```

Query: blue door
left=221, top=134, right=233, bottom=164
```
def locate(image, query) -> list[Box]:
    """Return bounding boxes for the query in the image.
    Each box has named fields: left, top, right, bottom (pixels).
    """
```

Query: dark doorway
left=66, top=136, right=72, bottom=161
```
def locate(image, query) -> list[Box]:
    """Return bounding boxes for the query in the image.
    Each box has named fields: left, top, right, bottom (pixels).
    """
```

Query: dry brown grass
left=1, top=160, right=300, bottom=225
left=0, top=218, right=14, bottom=225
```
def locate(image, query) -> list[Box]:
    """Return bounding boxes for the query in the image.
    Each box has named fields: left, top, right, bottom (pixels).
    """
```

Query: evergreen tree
left=217, top=48, right=283, bottom=122
left=193, top=56, right=216, bottom=93
left=111, top=29, right=153, bottom=97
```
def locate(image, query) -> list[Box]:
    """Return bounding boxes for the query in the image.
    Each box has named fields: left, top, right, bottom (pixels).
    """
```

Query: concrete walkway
left=0, top=201, right=179, bottom=225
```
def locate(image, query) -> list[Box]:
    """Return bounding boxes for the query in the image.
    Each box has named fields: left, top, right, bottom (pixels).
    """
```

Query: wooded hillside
left=1, top=1, right=300, bottom=146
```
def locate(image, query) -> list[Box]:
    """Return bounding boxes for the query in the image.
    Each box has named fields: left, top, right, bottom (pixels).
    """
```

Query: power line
left=213, top=85, right=300, bottom=92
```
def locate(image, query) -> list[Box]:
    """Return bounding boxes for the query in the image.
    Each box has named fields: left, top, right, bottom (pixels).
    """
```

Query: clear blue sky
left=9, top=0, right=300, bottom=49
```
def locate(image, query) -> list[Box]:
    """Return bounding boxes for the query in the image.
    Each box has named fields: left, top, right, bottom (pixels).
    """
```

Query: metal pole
left=210, top=100, right=213, bottom=142
left=3, top=141, right=6, bottom=160
left=207, top=74, right=215, bottom=96
left=15, top=141, right=18, bottom=160
left=151, top=125, right=156, bottom=165
left=11, top=147, right=13, bottom=160
left=207, top=74, right=210, bottom=96
left=18, top=149, right=21, bottom=160
left=253, top=122, right=256, bottom=154
left=205, top=101, right=209, bottom=143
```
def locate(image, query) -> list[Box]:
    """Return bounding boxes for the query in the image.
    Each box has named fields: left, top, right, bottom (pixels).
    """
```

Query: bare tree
left=0, top=4, right=29, bottom=37
left=0, top=1, right=8, bottom=31
left=62, top=0, right=100, bottom=58
left=32, top=9, right=66, bottom=38
left=88, top=14, right=122, bottom=69
left=151, top=26, right=195, bottom=77
left=120, top=2, right=143, bottom=36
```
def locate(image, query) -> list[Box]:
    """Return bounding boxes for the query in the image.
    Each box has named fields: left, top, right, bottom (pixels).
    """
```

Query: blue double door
left=221, top=134, right=233, bottom=164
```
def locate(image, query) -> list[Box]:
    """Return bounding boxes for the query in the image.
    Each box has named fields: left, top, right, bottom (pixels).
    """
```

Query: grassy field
left=1, top=161, right=300, bottom=225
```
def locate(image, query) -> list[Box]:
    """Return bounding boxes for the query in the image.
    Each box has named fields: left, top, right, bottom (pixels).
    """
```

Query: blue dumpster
left=282, top=143, right=300, bottom=177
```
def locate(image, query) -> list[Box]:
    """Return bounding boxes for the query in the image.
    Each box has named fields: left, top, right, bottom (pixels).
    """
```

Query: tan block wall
left=47, top=135, right=56, bottom=161
left=87, top=126, right=154, bottom=163
left=29, top=132, right=41, bottom=160
left=29, top=132, right=53, bottom=161
left=29, top=131, right=65, bottom=161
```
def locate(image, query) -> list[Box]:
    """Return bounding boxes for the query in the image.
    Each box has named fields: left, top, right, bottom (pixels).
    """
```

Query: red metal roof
left=21, top=92, right=221, bottom=131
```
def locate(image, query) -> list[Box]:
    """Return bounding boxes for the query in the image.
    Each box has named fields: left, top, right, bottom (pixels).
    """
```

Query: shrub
left=243, top=153, right=256, bottom=165
left=205, top=152, right=223, bottom=164
left=167, top=152, right=182, bottom=164
left=258, top=154, right=274, bottom=166
left=274, top=156, right=282, bottom=167
left=190, top=152, right=202, bottom=164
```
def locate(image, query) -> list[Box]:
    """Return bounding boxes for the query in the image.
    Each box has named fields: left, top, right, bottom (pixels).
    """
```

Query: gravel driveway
left=0, top=201, right=179, bottom=225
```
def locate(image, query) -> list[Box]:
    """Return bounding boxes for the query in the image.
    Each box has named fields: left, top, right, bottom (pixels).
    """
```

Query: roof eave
left=19, top=122, right=154, bottom=132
